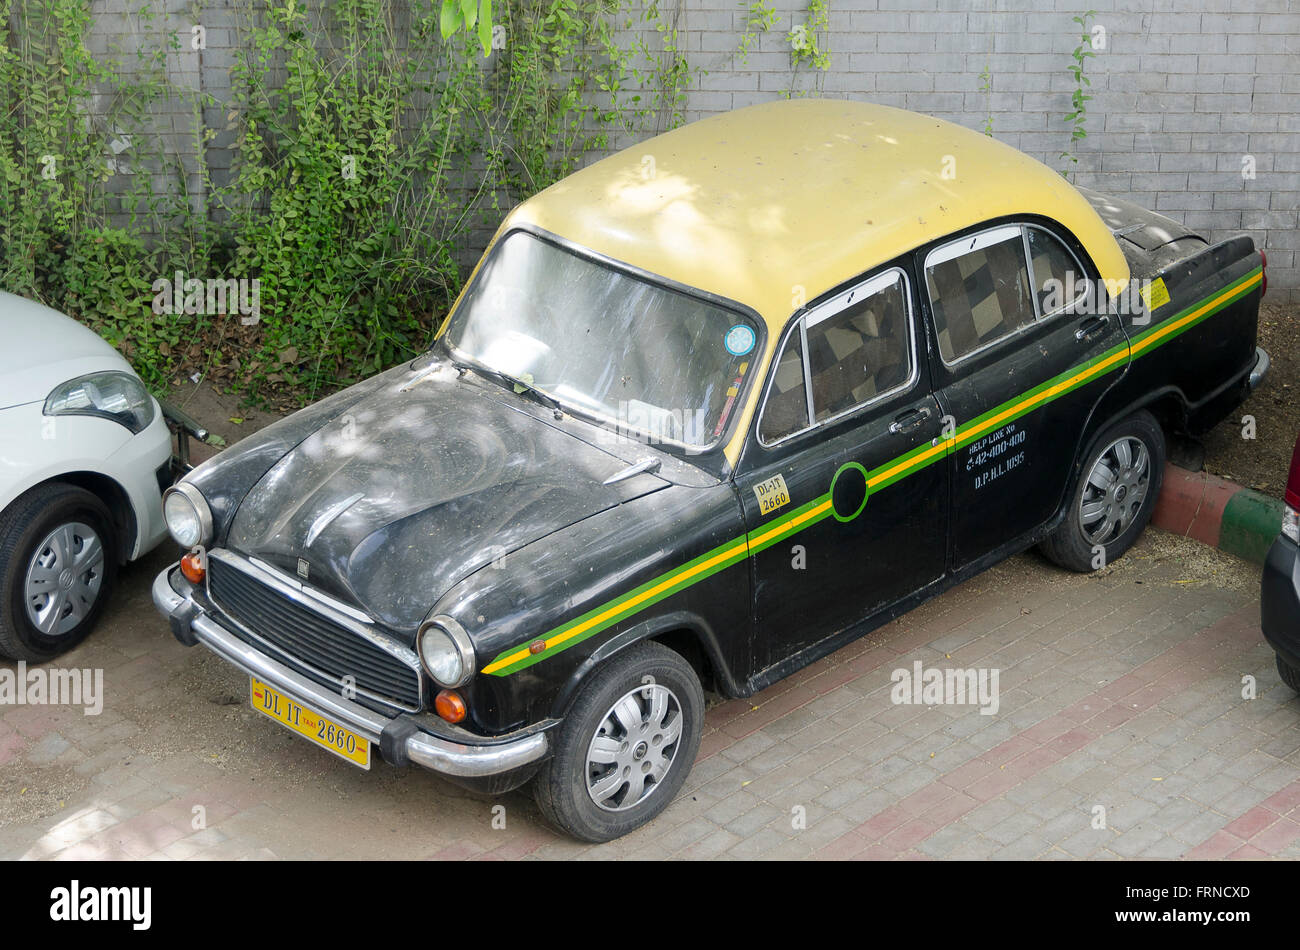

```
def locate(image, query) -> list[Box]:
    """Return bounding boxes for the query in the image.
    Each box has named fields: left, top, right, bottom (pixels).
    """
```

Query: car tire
left=1039, top=410, right=1165, bottom=573
left=532, top=641, right=704, bottom=842
left=1278, top=656, right=1300, bottom=693
left=0, top=482, right=118, bottom=662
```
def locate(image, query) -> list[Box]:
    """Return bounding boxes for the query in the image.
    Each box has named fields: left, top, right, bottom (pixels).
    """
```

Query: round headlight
left=163, top=482, right=213, bottom=548
left=418, top=616, right=475, bottom=688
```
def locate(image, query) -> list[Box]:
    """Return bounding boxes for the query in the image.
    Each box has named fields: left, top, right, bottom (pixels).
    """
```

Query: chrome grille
left=206, top=555, right=422, bottom=711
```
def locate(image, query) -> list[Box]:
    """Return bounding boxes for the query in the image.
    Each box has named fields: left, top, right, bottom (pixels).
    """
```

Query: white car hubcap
left=24, top=521, right=105, bottom=637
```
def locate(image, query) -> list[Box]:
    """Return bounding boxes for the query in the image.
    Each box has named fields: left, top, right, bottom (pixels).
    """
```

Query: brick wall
left=84, top=0, right=1300, bottom=300
left=644, top=0, right=1300, bottom=301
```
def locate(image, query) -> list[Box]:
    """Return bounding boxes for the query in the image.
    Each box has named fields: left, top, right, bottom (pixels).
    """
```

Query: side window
left=925, top=225, right=1036, bottom=364
left=805, top=271, right=911, bottom=422
left=758, top=269, right=914, bottom=443
left=1026, top=226, right=1088, bottom=316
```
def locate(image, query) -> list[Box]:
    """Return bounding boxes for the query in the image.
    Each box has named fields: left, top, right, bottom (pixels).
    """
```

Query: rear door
left=735, top=265, right=947, bottom=674
left=920, top=221, right=1129, bottom=569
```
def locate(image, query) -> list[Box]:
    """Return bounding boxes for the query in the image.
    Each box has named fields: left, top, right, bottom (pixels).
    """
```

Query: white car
left=0, top=292, right=173, bottom=660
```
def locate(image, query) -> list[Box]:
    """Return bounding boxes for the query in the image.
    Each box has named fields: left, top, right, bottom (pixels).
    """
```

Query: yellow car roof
left=487, top=99, right=1130, bottom=468
left=504, top=98, right=1129, bottom=325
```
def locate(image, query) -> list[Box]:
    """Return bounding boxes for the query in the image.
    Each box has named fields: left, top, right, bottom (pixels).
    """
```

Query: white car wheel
left=0, top=483, right=118, bottom=661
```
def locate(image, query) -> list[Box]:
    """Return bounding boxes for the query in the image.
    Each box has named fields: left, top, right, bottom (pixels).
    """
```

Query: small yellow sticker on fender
left=1139, top=277, right=1171, bottom=312
left=753, top=474, right=791, bottom=516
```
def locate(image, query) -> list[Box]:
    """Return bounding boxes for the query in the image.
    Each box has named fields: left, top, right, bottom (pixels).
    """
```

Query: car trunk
left=1076, top=187, right=1210, bottom=281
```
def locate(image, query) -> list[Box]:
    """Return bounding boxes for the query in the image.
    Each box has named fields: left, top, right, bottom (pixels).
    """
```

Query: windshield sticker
left=724, top=324, right=756, bottom=356
left=713, top=361, right=750, bottom=438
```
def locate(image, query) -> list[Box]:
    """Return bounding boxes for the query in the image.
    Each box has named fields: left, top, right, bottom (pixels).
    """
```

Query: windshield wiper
left=452, top=358, right=566, bottom=418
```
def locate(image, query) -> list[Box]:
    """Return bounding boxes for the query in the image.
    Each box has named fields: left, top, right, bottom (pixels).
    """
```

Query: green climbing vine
left=979, top=62, right=993, bottom=136
left=630, top=0, right=699, bottom=133
left=0, top=0, right=672, bottom=404
left=1060, top=9, right=1097, bottom=178
left=786, top=0, right=830, bottom=96
left=737, top=0, right=778, bottom=65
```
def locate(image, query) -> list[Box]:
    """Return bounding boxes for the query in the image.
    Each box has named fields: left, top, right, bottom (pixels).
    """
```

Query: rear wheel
left=532, top=641, right=704, bottom=842
left=0, top=483, right=118, bottom=661
left=1040, top=411, right=1165, bottom=573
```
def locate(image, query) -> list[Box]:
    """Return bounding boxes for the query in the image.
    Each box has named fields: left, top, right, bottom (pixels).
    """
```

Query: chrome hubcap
left=1080, top=436, right=1150, bottom=546
left=586, top=683, right=683, bottom=812
left=24, top=522, right=105, bottom=637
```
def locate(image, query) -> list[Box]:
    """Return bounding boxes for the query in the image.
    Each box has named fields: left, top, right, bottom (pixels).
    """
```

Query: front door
left=736, top=265, right=948, bottom=678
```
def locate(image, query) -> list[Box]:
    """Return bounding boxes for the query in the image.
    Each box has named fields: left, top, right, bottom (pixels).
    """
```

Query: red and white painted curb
left=1152, top=464, right=1284, bottom=564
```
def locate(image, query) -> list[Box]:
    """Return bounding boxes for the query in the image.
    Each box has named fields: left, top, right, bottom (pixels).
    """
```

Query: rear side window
left=758, top=269, right=914, bottom=444
left=925, top=225, right=1035, bottom=364
left=1026, top=226, right=1088, bottom=316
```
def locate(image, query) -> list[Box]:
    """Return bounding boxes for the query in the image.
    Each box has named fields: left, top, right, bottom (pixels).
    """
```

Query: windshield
left=443, top=231, right=762, bottom=452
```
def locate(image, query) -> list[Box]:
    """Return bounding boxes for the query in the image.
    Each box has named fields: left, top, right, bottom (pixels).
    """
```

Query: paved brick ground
left=2, top=531, right=1297, bottom=860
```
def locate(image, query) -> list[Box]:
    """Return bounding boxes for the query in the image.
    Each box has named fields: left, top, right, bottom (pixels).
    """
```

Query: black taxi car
left=153, top=100, right=1267, bottom=841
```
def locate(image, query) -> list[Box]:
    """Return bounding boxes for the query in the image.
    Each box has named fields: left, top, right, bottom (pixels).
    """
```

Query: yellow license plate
left=251, top=677, right=370, bottom=769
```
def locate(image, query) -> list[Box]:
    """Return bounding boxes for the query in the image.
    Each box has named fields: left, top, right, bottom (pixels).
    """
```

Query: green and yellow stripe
left=483, top=266, right=1262, bottom=677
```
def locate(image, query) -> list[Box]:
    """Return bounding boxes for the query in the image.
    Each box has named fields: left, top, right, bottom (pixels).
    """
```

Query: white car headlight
left=163, top=482, right=213, bottom=548
left=418, top=616, right=476, bottom=688
left=44, top=371, right=156, bottom=434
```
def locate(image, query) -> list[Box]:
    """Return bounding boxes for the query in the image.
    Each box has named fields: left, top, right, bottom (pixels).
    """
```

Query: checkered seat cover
left=808, top=292, right=909, bottom=421
left=929, top=238, right=1035, bottom=362
left=759, top=277, right=911, bottom=441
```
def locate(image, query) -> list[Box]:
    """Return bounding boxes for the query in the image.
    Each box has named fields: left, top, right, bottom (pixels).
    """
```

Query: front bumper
left=152, top=565, right=549, bottom=784
left=1261, top=534, right=1300, bottom=672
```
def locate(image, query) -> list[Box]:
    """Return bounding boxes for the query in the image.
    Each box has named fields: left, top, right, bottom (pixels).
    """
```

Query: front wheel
left=532, top=641, right=704, bottom=842
left=1039, top=410, right=1165, bottom=573
left=0, top=483, right=118, bottom=661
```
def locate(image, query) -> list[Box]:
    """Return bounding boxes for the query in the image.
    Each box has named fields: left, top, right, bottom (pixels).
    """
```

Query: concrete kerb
left=1151, top=463, right=1284, bottom=564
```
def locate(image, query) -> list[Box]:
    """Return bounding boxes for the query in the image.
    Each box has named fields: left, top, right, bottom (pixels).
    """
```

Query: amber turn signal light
left=180, top=551, right=206, bottom=584
left=435, top=689, right=467, bottom=723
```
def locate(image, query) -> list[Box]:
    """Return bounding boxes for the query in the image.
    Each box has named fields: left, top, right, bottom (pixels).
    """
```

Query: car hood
left=0, top=292, right=137, bottom=410
left=225, top=362, right=671, bottom=633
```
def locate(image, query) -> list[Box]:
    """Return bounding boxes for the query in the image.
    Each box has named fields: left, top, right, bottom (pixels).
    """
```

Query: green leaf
left=440, top=0, right=464, bottom=37
left=477, top=0, right=493, bottom=56
left=462, top=0, right=478, bottom=30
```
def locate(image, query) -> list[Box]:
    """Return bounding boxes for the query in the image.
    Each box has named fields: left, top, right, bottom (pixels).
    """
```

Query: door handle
left=889, top=407, right=931, bottom=434
left=1075, top=315, right=1109, bottom=343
